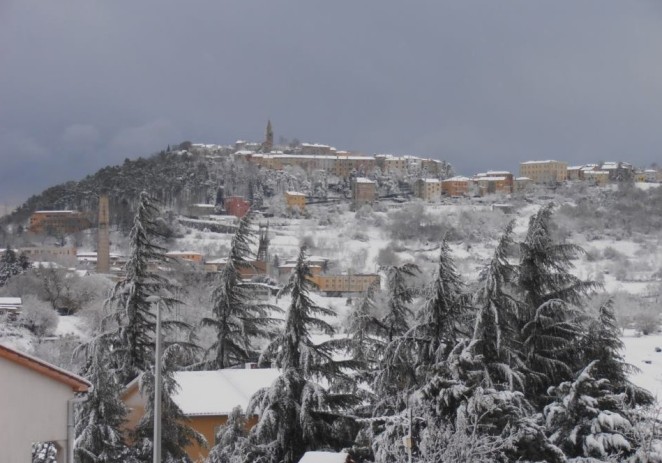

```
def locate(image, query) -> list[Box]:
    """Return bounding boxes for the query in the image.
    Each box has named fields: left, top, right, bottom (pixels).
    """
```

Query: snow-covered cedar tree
left=517, top=203, right=598, bottom=400
left=470, top=221, right=525, bottom=391
left=201, top=211, right=280, bottom=369
left=247, top=247, right=357, bottom=463
left=105, top=191, right=184, bottom=385
left=207, top=406, right=256, bottom=463
left=544, top=360, right=640, bottom=461
left=580, top=299, right=654, bottom=406
left=18, top=294, right=58, bottom=338
left=75, top=339, right=132, bottom=463
left=131, top=344, right=206, bottom=463
left=413, top=239, right=468, bottom=369
left=371, top=263, right=420, bottom=415
left=0, top=246, right=30, bottom=286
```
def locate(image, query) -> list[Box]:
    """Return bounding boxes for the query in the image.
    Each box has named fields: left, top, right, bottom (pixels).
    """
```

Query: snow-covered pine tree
left=580, top=299, right=653, bottom=406
left=201, top=212, right=280, bottom=369
left=247, top=247, right=356, bottom=463
left=544, top=360, right=637, bottom=460
left=75, top=339, right=133, bottom=463
left=413, top=239, right=468, bottom=367
left=380, top=263, right=420, bottom=343
left=105, top=191, right=182, bottom=385
left=0, top=246, right=31, bottom=286
left=345, top=282, right=384, bottom=382
left=371, top=263, right=420, bottom=415
left=207, top=406, right=266, bottom=463
left=517, top=204, right=598, bottom=399
left=470, top=221, right=525, bottom=391
left=131, top=344, right=206, bottom=462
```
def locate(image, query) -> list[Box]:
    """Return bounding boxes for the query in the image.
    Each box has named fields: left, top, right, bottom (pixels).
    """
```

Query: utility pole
left=152, top=297, right=162, bottom=463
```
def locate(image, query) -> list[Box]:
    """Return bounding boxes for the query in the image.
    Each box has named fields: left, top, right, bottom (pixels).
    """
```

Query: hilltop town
left=2, top=124, right=662, bottom=463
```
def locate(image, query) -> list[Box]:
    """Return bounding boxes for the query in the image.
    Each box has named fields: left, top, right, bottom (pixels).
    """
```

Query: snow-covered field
left=622, top=332, right=662, bottom=401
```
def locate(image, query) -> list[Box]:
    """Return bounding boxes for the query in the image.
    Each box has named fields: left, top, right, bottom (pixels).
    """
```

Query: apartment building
left=441, top=176, right=471, bottom=197
left=28, top=210, right=91, bottom=235
left=352, top=177, right=377, bottom=207
left=413, top=178, right=442, bottom=201
left=519, top=160, right=568, bottom=184
left=309, top=273, right=380, bottom=296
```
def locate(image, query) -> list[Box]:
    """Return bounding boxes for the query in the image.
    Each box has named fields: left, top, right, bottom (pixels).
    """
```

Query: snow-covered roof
left=442, top=176, right=471, bottom=182
left=285, top=191, right=306, bottom=196
left=644, top=169, right=658, bottom=173
left=486, top=170, right=512, bottom=175
left=172, top=369, right=280, bottom=416
left=419, top=178, right=441, bottom=183
left=601, top=162, right=618, bottom=169
left=205, top=258, right=228, bottom=264
left=475, top=176, right=507, bottom=181
left=516, top=176, right=531, bottom=181
left=167, top=251, right=203, bottom=256
left=568, top=166, right=583, bottom=170
left=191, top=203, right=216, bottom=208
left=34, top=210, right=77, bottom=214
left=584, top=170, right=609, bottom=175
left=299, top=451, right=349, bottom=463
left=354, top=177, right=375, bottom=184
left=521, top=160, right=561, bottom=165
left=0, top=297, right=22, bottom=306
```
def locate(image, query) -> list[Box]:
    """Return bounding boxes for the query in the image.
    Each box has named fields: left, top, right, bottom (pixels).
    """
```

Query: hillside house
left=351, top=177, right=376, bottom=207
left=583, top=170, right=610, bottom=186
left=413, top=178, right=442, bottom=201
left=310, top=273, right=380, bottom=296
left=122, top=367, right=280, bottom=461
left=0, top=297, right=22, bottom=318
left=285, top=191, right=307, bottom=211
left=441, top=176, right=470, bottom=197
left=0, top=344, right=91, bottom=463
left=166, top=251, right=204, bottom=264
left=187, top=203, right=217, bottom=218
left=224, top=196, right=251, bottom=218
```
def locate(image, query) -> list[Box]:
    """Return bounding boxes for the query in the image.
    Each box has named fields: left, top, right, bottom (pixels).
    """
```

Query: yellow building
left=519, top=160, right=568, bottom=184
left=583, top=170, right=610, bottom=186
left=284, top=191, right=306, bottom=211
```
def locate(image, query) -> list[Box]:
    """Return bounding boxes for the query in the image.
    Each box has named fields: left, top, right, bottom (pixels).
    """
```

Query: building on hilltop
left=519, top=160, right=568, bottom=184
left=413, top=178, right=442, bottom=201
left=351, top=177, right=376, bottom=208
left=309, top=273, right=380, bottom=296
left=441, top=176, right=471, bottom=197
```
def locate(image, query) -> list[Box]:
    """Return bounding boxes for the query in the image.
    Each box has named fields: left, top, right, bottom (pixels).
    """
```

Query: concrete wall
left=0, top=357, right=76, bottom=462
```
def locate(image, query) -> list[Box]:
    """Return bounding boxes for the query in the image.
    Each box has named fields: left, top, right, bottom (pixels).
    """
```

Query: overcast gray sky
left=2, top=1, right=662, bottom=205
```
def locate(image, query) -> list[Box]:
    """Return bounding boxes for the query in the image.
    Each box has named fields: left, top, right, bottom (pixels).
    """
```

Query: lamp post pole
left=152, top=297, right=162, bottom=463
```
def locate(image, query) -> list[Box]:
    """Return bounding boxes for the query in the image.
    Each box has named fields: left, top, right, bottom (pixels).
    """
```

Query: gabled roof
left=0, top=344, right=91, bottom=392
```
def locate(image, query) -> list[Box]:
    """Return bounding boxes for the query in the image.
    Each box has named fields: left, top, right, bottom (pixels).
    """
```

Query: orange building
left=309, top=273, right=380, bottom=296
left=28, top=210, right=91, bottom=235
left=441, top=176, right=471, bottom=196
left=122, top=368, right=280, bottom=461
left=166, top=251, right=204, bottom=264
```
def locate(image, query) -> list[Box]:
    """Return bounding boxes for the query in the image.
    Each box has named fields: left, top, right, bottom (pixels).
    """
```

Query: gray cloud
left=1, top=0, right=662, bottom=205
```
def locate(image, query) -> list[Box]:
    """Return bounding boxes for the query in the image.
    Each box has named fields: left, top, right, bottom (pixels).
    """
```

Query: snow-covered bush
left=18, top=295, right=58, bottom=337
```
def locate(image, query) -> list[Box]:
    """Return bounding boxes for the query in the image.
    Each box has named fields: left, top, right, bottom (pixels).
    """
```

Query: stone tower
left=264, top=119, right=273, bottom=152
left=97, top=194, right=110, bottom=273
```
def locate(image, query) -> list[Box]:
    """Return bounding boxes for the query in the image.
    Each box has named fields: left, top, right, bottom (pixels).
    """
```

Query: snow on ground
left=55, top=315, right=88, bottom=339
left=636, top=182, right=662, bottom=191
left=622, top=332, right=662, bottom=401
